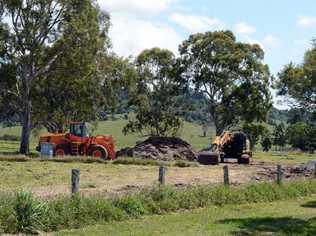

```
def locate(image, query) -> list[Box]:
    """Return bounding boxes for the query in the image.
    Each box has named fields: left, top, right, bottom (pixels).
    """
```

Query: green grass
left=56, top=196, right=316, bottom=236
left=253, top=151, right=316, bottom=165
left=2, top=180, right=316, bottom=234
left=0, top=120, right=212, bottom=153
left=113, top=158, right=198, bottom=168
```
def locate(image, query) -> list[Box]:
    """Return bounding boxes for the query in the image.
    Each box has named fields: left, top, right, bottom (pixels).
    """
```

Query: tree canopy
left=179, top=31, right=272, bottom=135
left=123, top=48, right=183, bottom=137
left=0, top=0, right=113, bottom=153
left=277, top=40, right=316, bottom=113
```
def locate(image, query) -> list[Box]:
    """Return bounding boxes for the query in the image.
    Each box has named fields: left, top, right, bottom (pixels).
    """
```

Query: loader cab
left=69, top=122, right=89, bottom=138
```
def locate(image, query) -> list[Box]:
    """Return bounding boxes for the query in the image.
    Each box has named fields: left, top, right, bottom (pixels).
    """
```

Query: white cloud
left=242, top=35, right=263, bottom=47
left=297, top=15, right=316, bottom=28
left=109, top=15, right=182, bottom=57
left=235, top=22, right=256, bottom=35
left=97, top=0, right=181, bottom=57
left=170, top=13, right=225, bottom=33
left=98, top=0, right=175, bottom=16
left=242, top=34, right=280, bottom=50
left=262, top=35, right=280, bottom=49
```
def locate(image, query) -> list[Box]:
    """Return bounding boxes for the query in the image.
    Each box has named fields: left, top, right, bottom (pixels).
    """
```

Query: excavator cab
left=69, top=122, right=89, bottom=138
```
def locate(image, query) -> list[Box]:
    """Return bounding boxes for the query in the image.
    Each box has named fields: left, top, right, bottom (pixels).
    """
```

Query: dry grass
left=0, top=158, right=272, bottom=199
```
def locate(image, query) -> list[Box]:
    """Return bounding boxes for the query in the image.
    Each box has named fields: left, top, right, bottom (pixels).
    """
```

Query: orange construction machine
left=36, top=122, right=116, bottom=160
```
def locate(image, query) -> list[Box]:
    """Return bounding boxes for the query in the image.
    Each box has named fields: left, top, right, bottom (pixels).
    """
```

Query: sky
left=97, top=0, right=316, bottom=108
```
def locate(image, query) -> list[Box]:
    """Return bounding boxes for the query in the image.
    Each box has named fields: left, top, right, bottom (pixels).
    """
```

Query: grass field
left=1, top=120, right=316, bottom=235
left=0, top=160, right=251, bottom=197
left=56, top=196, right=316, bottom=235
left=0, top=119, right=213, bottom=153
left=254, top=151, right=316, bottom=165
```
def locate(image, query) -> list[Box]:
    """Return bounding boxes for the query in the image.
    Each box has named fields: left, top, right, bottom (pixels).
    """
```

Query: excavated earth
left=116, top=136, right=198, bottom=162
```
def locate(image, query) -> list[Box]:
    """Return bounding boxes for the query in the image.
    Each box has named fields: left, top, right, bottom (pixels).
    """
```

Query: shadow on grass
left=219, top=217, right=316, bottom=235
left=301, top=201, right=316, bottom=208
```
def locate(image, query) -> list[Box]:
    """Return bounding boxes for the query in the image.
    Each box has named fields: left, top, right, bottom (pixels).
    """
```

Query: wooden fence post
left=223, top=165, right=229, bottom=186
left=277, top=165, right=282, bottom=185
left=158, top=166, right=166, bottom=185
left=71, top=169, right=80, bottom=194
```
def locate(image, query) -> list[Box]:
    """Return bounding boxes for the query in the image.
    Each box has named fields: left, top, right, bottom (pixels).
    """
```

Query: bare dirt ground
left=17, top=160, right=313, bottom=199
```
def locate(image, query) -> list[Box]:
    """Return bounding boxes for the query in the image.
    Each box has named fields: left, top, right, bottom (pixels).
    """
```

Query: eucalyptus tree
left=179, top=31, right=272, bottom=135
left=123, top=48, right=183, bottom=137
left=0, top=0, right=111, bottom=154
left=277, top=40, right=316, bottom=114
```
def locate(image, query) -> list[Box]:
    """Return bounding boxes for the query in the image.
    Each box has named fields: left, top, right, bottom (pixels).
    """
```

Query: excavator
left=198, top=130, right=252, bottom=165
left=36, top=122, right=116, bottom=160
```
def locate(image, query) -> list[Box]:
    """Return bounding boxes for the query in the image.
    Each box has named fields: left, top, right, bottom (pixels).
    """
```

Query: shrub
left=114, top=195, right=146, bottom=218
left=0, top=134, right=20, bottom=141
left=13, top=192, right=48, bottom=234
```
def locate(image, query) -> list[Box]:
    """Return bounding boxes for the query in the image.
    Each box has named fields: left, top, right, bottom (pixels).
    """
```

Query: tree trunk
left=19, top=66, right=32, bottom=155
left=213, top=116, right=224, bottom=136
left=20, top=100, right=32, bottom=154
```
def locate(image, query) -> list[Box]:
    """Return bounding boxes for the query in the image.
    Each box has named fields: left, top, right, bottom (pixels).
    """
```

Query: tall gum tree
left=2, top=0, right=67, bottom=154
left=0, top=0, right=110, bottom=154
left=179, top=31, right=272, bottom=135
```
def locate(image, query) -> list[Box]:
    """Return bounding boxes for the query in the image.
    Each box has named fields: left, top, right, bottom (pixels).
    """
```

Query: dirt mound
left=116, top=137, right=197, bottom=162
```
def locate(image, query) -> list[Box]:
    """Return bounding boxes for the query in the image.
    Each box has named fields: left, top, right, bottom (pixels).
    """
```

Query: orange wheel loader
left=36, top=122, right=116, bottom=160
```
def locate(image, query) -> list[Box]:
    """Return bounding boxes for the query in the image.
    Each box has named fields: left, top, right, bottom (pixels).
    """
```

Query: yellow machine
left=198, top=131, right=252, bottom=165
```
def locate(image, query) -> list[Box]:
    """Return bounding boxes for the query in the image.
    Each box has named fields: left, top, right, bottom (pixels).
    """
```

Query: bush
left=287, top=122, right=316, bottom=152
left=12, top=192, right=48, bottom=234
left=48, top=195, right=124, bottom=230
left=114, top=195, right=146, bottom=218
left=0, top=134, right=20, bottom=141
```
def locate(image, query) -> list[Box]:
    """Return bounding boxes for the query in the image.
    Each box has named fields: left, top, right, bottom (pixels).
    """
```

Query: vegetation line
left=1, top=180, right=316, bottom=234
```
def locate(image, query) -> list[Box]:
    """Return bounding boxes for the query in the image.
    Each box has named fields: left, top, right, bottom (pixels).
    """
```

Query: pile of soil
left=116, top=137, right=197, bottom=162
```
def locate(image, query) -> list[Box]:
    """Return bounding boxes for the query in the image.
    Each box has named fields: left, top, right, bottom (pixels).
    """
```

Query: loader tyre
left=238, top=154, right=250, bottom=165
left=91, top=146, right=108, bottom=160
left=198, top=151, right=219, bottom=165
left=55, top=144, right=70, bottom=157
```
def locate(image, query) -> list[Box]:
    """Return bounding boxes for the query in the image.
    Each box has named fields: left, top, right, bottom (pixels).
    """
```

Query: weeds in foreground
left=1, top=180, right=316, bottom=234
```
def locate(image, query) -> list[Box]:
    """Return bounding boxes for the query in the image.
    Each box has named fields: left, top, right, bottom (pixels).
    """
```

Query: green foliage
left=243, top=123, right=268, bottom=149
left=179, top=31, right=272, bottom=135
left=287, top=122, right=316, bottom=151
left=124, top=48, right=183, bottom=137
left=2, top=181, right=316, bottom=233
left=273, top=123, right=287, bottom=149
left=261, top=133, right=272, bottom=152
left=277, top=40, right=316, bottom=112
left=32, top=0, right=112, bottom=132
left=99, top=55, right=138, bottom=114
left=0, top=134, right=20, bottom=141
left=12, top=192, right=48, bottom=234
left=1, top=0, right=71, bottom=154
left=48, top=194, right=124, bottom=230
left=0, top=0, right=117, bottom=153
left=114, top=196, right=146, bottom=218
